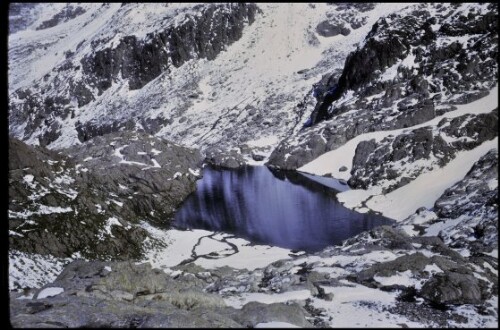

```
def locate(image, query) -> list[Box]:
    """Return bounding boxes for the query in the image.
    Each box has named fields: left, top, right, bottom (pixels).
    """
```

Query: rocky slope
left=8, top=3, right=411, bottom=161
left=9, top=3, right=259, bottom=149
left=9, top=132, right=202, bottom=289
left=10, top=261, right=312, bottom=328
left=348, top=109, right=498, bottom=192
left=8, top=3, right=498, bottom=171
left=401, top=149, right=498, bottom=256
left=268, top=2, right=498, bottom=170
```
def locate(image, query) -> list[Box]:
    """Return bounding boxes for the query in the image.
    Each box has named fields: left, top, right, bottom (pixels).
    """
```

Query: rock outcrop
left=348, top=110, right=498, bottom=192
left=9, top=131, right=202, bottom=262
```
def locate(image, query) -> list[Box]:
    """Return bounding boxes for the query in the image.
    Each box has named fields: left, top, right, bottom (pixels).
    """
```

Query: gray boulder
left=231, top=301, right=312, bottom=328
left=316, top=21, right=350, bottom=37
left=420, top=271, right=485, bottom=305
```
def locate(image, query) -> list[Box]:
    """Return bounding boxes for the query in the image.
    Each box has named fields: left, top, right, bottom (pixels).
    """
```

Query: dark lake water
left=173, top=165, right=394, bottom=252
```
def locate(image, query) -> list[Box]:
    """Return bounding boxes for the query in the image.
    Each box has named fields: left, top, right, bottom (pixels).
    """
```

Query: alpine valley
left=8, top=3, right=498, bottom=328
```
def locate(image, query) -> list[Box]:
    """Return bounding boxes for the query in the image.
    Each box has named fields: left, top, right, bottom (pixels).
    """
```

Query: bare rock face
left=316, top=21, right=350, bottom=37
left=81, top=4, right=259, bottom=93
left=9, top=131, right=202, bottom=261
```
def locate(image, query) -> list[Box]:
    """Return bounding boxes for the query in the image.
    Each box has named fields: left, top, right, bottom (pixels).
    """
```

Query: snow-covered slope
left=8, top=3, right=412, bottom=157
left=269, top=2, right=497, bottom=169
left=299, top=88, right=498, bottom=220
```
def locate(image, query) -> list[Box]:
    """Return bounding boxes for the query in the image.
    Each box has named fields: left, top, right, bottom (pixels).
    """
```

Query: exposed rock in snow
left=10, top=260, right=313, bottom=328
left=405, top=149, right=498, bottom=256
left=9, top=132, right=202, bottom=263
left=348, top=110, right=498, bottom=192
left=268, top=3, right=498, bottom=170
left=8, top=3, right=260, bottom=148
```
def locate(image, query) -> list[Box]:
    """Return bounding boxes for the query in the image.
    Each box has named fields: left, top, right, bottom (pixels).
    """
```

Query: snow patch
left=37, top=287, right=64, bottom=299
left=23, top=174, right=34, bottom=183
